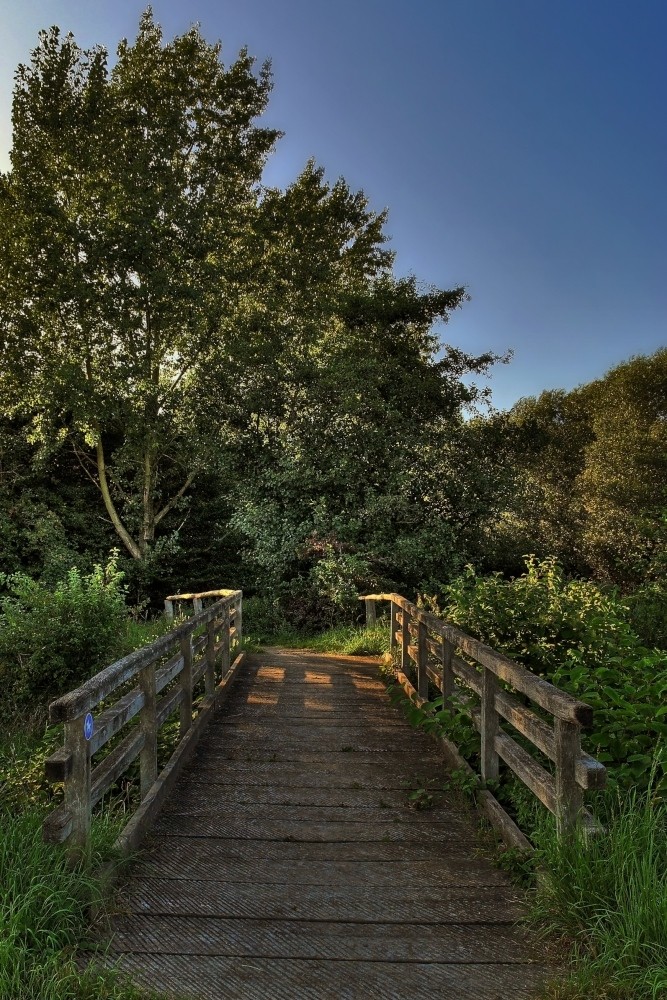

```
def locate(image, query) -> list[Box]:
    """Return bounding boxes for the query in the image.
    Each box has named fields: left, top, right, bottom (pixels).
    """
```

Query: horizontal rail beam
left=363, top=593, right=593, bottom=726
left=49, top=592, right=241, bottom=722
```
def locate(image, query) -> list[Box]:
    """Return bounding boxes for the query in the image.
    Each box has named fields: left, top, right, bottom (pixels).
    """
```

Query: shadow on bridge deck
left=103, top=648, right=551, bottom=999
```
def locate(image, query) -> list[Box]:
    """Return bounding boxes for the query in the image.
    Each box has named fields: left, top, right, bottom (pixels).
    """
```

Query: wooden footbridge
left=43, top=590, right=606, bottom=999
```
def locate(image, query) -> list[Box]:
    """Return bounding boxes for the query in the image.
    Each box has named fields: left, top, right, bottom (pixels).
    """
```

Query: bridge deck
left=106, top=648, right=550, bottom=998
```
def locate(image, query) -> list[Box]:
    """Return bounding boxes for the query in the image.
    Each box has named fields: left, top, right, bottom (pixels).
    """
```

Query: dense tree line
left=1, top=12, right=665, bottom=630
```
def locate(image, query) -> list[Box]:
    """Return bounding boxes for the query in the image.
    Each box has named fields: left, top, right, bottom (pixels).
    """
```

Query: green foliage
left=0, top=808, right=166, bottom=999
left=531, top=788, right=667, bottom=1000
left=485, top=349, right=667, bottom=592
left=625, top=579, right=667, bottom=649
left=266, top=620, right=390, bottom=657
left=0, top=554, right=128, bottom=714
left=439, top=557, right=667, bottom=791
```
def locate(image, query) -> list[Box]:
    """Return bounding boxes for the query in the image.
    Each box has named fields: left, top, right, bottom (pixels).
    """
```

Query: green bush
left=437, top=557, right=667, bottom=791
left=625, top=580, right=667, bottom=649
left=0, top=555, right=128, bottom=715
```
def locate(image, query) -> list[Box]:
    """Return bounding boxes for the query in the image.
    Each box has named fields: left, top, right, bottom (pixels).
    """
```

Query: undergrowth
left=249, top=619, right=390, bottom=657
left=0, top=808, right=164, bottom=1000
left=532, top=788, right=667, bottom=1000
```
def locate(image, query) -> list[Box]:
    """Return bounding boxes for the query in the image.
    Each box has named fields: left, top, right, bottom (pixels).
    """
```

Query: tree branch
left=95, top=438, right=142, bottom=560
left=154, top=471, right=196, bottom=527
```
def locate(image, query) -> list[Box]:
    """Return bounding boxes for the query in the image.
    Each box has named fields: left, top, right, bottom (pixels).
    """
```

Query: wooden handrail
left=362, top=593, right=606, bottom=839
left=43, top=589, right=243, bottom=859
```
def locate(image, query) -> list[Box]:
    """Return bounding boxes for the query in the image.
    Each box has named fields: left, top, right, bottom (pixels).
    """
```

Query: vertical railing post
left=234, top=593, right=242, bottom=648
left=365, top=598, right=376, bottom=628
left=390, top=601, right=398, bottom=653
left=193, top=597, right=203, bottom=615
left=480, top=666, right=500, bottom=783
left=555, top=718, right=583, bottom=837
left=401, top=608, right=410, bottom=676
left=205, top=618, right=216, bottom=697
left=64, top=713, right=91, bottom=862
left=180, top=632, right=193, bottom=737
left=441, top=636, right=455, bottom=710
left=221, top=604, right=231, bottom=677
left=416, top=620, right=428, bottom=700
left=138, top=660, right=157, bottom=799
left=164, top=599, right=174, bottom=621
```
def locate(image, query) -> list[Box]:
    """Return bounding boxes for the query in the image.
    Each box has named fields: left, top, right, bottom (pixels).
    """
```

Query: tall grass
left=0, top=809, right=163, bottom=1000
left=260, top=619, right=391, bottom=656
left=532, top=789, right=667, bottom=1000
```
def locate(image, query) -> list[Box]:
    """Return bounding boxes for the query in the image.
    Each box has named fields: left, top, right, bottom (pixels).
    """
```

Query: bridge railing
left=362, top=593, right=606, bottom=841
left=43, top=589, right=243, bottom=859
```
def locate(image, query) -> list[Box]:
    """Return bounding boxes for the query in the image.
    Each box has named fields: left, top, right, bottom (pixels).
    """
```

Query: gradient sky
left=0, top=0, right=665, bottom=410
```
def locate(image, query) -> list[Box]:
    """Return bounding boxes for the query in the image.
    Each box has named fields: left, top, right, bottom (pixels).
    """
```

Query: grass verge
left=0, top=808, right=165, bottom=1000
left=251, top=620, right=390, bottom=657
left=531, top=788, right=667, bottom=1000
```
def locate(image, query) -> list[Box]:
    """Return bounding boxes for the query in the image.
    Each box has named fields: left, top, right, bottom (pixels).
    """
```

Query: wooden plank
left=119, top=877, right=523, bottom=923
left=361, top=594, right=593, bottom=726
left=89, top=688, right=144, bottom=755
left=180, top=633, right=193, bottom=738
left=155, top=651, right=184, bottom=694
left=139, top=661, right=158, bottom=800
left=90, top=729, right=144, bottom=808
left=63, top=714, right=91, bottom=858
left=191, top=652, right=208, bottom=688
left=107, top=913, right=534, bottom=962
left=495, top=688, right=606, bottom=790
left=494, top=730, right=557, bottom=814
left=42, top=804, right=73, bottom=844
left=555, top=717, right=584, bottom=834
left=365, top=598, right=377, bottom=627
left=417, top=621, right=428, bottom=700
left=390, top=601, right=398, bottom=651
left=481, top=668, right=499, bottom=782
left=45, top=748, right=73, bottom=783
left=157, top=686, right=183, bottom=727
left=113, top=952, right=550, bottom=1000
left=165, top=589, right=239, bottom=601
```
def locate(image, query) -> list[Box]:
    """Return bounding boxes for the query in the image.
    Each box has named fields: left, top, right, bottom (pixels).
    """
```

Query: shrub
left=436, top=557, right=667, bottom=792
left=0, top=554, right=128, bottom=715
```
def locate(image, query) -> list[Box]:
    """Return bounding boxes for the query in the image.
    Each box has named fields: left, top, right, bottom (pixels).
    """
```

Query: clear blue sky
left=0, top=0, right=665, bottom=410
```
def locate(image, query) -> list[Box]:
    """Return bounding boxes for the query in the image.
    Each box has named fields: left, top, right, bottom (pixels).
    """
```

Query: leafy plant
left=438, top=557, right=667, bottom=792
left=0, top=554, right=128, bottom=715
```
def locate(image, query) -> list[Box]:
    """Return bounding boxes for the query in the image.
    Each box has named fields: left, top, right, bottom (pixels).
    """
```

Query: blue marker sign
left=83, top=713, right=94, bottom=741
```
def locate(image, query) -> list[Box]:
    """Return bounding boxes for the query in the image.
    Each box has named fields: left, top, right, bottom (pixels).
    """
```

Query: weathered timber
left=45, top=747, right=73, bottom=783
left=42, top=803, right=73, bottom=845
left=139, top=661, right=158, bottom=800
left=156, top=686, right=183, bottom=727
left=101, top=648, right=547, bottom=999
left=90, top=688, right=145, bottom=755
left=91, top=729, right=145, bottom=808
left=43, top=590, right=242, bottom=855
left=179, top=633, right=193, bottom=739
left=555, top=717, right=584, bottom=834
left=49, top=594, right=240, bottom=722
left=362, top=594, right=593, bottom=725
left=481, top=667, right=500, bottom=782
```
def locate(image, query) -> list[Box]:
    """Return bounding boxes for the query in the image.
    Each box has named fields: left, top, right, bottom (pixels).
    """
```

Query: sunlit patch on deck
left=255, top=666, right=286, bottom=681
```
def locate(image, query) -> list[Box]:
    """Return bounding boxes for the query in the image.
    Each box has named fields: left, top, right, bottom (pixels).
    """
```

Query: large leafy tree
left=0, top=11, right=283, bottom=559
left=1, top=10, right=498, bottom=592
